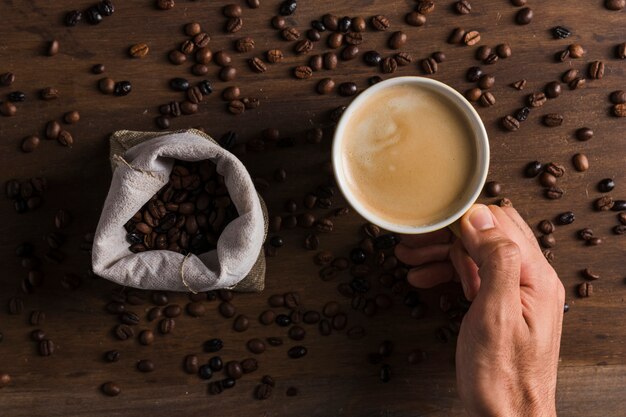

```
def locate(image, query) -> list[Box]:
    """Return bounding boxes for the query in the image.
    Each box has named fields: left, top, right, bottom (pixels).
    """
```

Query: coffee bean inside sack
left=124, top=160, right=238, bottom=255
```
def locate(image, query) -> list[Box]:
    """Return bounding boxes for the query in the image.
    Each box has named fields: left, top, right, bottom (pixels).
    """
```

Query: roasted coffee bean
left=578, top=228, right=594, bottom=241
left=338, top=82, right=357, bottom=96
left=557, top=211, right=575, bottom=225
left=371, top=15, right=390, bottom=31
left=466, top=66, right=482, bottom=82
left=516, top=7, right=533, bottom=24
left=220, top=66, right=237, bottom=82
left=37, top=339, right=54, bottom=356
left=595, top=196, right=614, bottom=211
left=610, top=90, right=626, bottom=104
left=98, top=77, right=115, bottom=94
left=479, top=92, right=495, bottom=107
left=120, top=311, right=140, bottom=325
left=463, top=31, right=481, bottom=46
left=275, top=314, right=291, bottom=327
left=7, top=91, right=25, bottom=102
left=598, top=178, right=616, bottom=193
left=510, top=79, right=526, bottom=90
left=256, top=383, right=272, bottom=400
left=448, top=27, right=465, bottom=44
left=614, top=104, right=626, bottom=117
left=588, top=61, right=605, bottom=79
left=543, top=113, right=564, bottom=127
left=364, top=51, right=382, bottom=66
left=247, top=338, right=266, bottom=354
left=578, top=282, right=592, bottom=298
left=85, top=7, right=103, bottom=24
left=307, top=29, right=321, bottom=42
left=198, top=364, right=213, bottom=380
left=137, top=359, right=154, bottom=373
left=568, top=43, right=585, bottom=58
left=502, top=115, right=520, bottom=131
left=64, top=10, right=82, bottom=26
left=545, top=162, right=565, bottom=177
left=455, top=0, right=472, bottom=14
left=223, top=4, right=242, bottom=17
left=40, top=87, right=59, bottom=100
left=101, top=382, right=121, bottom=397
left=288, top=326, right=306, bottom=341
left=163, top=304, right=182, bottom=318
left=540, top=172, right=557, bottom=187
left=281, top=27, right=300, bottom=41
left=104, top=350, right=120, bottom=363
left=0, top=101, right=16, bottom=117
left=483, top=52, right=499, bottom=65
left=341, top=45, right=359, bottom=60
left=204, top=338, right=224, bottom=353
left=225, top=361, right=243, bottom=379
left=475, top=45, right=491, bottom=61
left=544, top=81, right=562, bottom=99
left=233, top=314, right=250, bottom=332
left=465, top=88, right=481, bottom=102
left=496, top=43, right=512, bottom=58
left=484, top=181, right=501, bottom=197
left=235, top=37, right=255, bottom=53
left=478, top=74, right=495, bottom=90
left=345, top=32, right=362, bottom=46
left=317, top=78, right=335, bottom=95
left=605, top=0, right=625, bottom=10
left=569, top=77, right=586, bottom=90
left=381, top=57, right=397, bottom=74
left=294, top=65, right=313, bottom=79
left=338, top=16, right=352, bottom=33
left=169, top=77, right=189, bottom=92
left=259, top=310, right=276, bottom=325
left=388, top=31, right=407, bottom=49
left=322, top=51, right=338, bottom=69
left=538, top=220, right=555, bottom=235
left=113, top=81, right=132, bottom=96
left=218, top=301, right=236, bottom=318
left=248, top=57, right=267, bottom=73
left=587, top=237, right=602, bottom=246
left=288, top=346, right=307, bottom=359
left=420, top=58, right=437, bottom=74
left=208, top=356, right=223, bottom=372
left=545, top=187, right=564, bottom=199
left=129, top=43, right=149, bottom=58
left=562, top=69, right=578, bottom=84
left=514, top=106, right=530, bottom=122
left=266, top=49, right=284, bottom=64
left=139, top=330, right=154, bottom=345
left=572, top=154, right=589, bottom=172
left=279, top=0, right=297, bottom=15
left=552, top=26, right=571, bottom=39
left=159, top=318, right=175, bottom=334
left=582, top=268, right=600, bottom=281
left=527, top=92, right=547, bottom=107
left=406, top=11, right=426, bottom=26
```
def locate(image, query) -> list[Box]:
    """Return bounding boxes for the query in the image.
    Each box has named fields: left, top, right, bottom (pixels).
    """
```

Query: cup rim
left=332, top=76, right=490, bottom=234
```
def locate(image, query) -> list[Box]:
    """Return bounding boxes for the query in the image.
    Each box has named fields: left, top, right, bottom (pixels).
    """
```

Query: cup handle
left=448, top=220, right=461, bottom=238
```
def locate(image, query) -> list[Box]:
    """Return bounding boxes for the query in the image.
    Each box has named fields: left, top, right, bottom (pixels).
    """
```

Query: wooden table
left=1, top=1, right=625, bottom=416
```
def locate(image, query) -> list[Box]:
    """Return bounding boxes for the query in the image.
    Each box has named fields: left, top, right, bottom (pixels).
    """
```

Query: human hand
left=395, top=204, right=564, bottom=417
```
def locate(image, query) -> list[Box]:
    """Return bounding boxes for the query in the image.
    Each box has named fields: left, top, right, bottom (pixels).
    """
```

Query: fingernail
left=468, top=205, right=495, bottom=231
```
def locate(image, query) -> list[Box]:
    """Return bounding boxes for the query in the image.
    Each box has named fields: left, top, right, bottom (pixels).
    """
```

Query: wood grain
left=0, top=1, right=625, bottom=416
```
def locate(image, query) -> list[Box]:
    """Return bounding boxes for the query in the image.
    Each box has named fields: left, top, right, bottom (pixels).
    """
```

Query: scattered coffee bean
left=502, top=115, right=520, bottom=131
left=511, top=79, right=526, bottom=90
left=557, top=211, right=575, bottom=225
left=455, top=0, right=472, bottom=14
left=405, top=11, right=426, bottom=26
left=605, top=0, right=625, bottom=10
left=129, top=43, right=149, bottom=58
left=610, top=90, right=626, bottom=104
left=388, top=31, right=407, bottom=49
left=267, top=49, right=284, bottom=63
left=463, top=30, right=481, bottom=46
left=287, top=345, right=307, bottom=359
left=578, top=282, right=592, bottom=298
left=543, top=113, right=564, bottom=127
left=582, top=268, right=600, bottom=280
left=578, top=228, right=594, bottom=241
left=137, top=359, right=154, bottom=373
left=371, top=15, right=390, bottom=31
left=588, top=61, right=605, bottom=79
left=544, top=81, right=561, bottom=98
left=101, top=382, right=121, bottom=396
left=545, top=186, right=564, bottom=199
left=247, top=338, right=266, bottom=354
left=552, top=26, right=571, bottom=39
left=294, top=65, right=313, bottom=79
left=594, top=196, right=614, bottom=211
left=572, top=154, right=589, bottom=172
left=528, top=92, right=547, bottom=107
left=516, top=7, right=533, bottom=24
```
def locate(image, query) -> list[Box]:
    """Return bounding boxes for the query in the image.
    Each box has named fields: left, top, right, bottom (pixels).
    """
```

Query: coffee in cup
left=333, top=77, right=489, bottom=234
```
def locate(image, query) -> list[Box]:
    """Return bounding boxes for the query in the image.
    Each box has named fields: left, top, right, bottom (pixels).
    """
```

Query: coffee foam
left=341, top=84, right=477, bottom=227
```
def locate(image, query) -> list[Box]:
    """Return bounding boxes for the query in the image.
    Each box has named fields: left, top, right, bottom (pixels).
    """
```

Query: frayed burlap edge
left=109, top=128, right=267, bottom=292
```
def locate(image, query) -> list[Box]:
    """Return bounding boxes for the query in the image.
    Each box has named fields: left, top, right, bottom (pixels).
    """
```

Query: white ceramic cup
left=332, top=76, right=490, bottom=235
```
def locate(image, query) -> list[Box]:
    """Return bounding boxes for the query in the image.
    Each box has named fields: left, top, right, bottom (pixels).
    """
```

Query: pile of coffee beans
left=124, top=160, right=237, bottom=255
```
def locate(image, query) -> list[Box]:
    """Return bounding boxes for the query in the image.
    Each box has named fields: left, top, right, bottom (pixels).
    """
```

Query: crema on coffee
left=340, top=83, right=477, bottom=227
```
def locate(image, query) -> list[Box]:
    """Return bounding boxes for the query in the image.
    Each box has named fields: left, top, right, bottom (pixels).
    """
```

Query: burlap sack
left=92, top=129, right=267, bottom=292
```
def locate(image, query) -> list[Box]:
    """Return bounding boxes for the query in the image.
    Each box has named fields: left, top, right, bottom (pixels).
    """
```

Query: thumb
left=459, top=205, right=522, bottom=310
